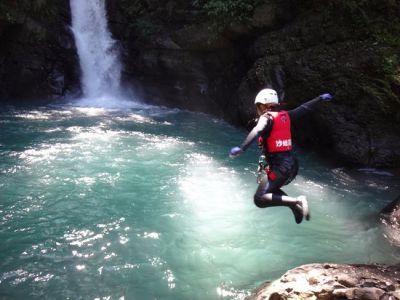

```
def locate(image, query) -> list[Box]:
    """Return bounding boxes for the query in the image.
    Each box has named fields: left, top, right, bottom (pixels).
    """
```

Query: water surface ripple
left=0, top=104, right=399, bottom=299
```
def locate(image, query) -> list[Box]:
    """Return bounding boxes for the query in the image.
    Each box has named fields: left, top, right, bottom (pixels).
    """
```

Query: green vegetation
left=118, top=0, right=263, bottom=37
left=327, top=0, right=400, bottom=113
left=193, top=0, right=262, bottom=32
left=134, top=18, right=162, bottom=36
left=119, top=0, right=147, bottom=17
left=0, top=0, right=57, bottom=23
left=119, top=0, right=163, bottom=37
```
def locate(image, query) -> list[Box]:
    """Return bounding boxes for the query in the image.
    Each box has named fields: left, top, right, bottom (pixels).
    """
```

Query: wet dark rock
left=237, top=14, right=400, bottom=167
left=106, top=1, right=400, bottom=168
left=0, top=0, right=79, bottom=103
left=245, top=263, right=400, bottom=300
left=380, top=195, right=400, bottom=246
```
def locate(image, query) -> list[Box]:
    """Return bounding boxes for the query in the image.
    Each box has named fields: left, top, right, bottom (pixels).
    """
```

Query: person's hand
left=320, top=93, right=333, bottom=101
left=229, top=146, right=242, bottom=158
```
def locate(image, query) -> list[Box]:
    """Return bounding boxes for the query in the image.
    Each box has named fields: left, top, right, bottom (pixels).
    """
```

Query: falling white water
left=70, top=0, right=123, bottom=101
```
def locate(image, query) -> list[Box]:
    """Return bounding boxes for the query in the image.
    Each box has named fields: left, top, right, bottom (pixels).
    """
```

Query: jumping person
left=229, top=88, right=332, bottom=224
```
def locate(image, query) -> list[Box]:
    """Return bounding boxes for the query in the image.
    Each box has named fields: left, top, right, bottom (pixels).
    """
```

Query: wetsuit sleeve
left=239, top=114, right=271, bottom=151
left=288, top=96, right=322, bottom=121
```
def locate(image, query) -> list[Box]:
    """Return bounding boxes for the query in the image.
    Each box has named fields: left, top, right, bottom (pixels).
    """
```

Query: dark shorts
left=255, top=154, right=298, bottom=196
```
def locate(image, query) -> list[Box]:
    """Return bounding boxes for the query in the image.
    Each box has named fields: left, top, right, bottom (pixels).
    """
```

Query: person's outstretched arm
left=288, top=93, right=332, bottom=121
left=229, top=115, right=271, bottom=157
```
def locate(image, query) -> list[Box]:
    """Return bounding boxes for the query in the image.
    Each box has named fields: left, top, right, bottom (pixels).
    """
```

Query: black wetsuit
left=239, top=96, right=323, bottom=207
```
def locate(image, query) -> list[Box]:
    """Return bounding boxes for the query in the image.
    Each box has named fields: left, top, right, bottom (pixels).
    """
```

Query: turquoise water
left=0, top=102, right=399, bottom=299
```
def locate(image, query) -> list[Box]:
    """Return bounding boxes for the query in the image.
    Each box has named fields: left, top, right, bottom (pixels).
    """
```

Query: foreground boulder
left=246, top=263, right=400, bottom=300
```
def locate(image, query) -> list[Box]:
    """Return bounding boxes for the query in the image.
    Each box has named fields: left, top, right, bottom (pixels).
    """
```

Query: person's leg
left=253, top=174, right=287, bottom=208
left=275, top=189, right=287, bottom=196
left=259, top=193, right=309, bottom=224
left=253, top=173, right=309, bottom=224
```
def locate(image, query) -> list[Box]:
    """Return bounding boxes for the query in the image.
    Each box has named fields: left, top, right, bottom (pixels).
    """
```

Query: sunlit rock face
left=246, top=263, right=400, bottom=300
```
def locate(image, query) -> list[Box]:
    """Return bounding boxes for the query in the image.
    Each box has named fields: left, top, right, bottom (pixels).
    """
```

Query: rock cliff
left=106, top=0, right=400, bottom=168
left=0, top=0, right=78, bottom=102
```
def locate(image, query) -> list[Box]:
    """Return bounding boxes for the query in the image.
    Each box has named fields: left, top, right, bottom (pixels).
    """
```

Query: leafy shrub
left=0, top=0, right=57, bottom=23
left=193, top=0, right=262, bottom=32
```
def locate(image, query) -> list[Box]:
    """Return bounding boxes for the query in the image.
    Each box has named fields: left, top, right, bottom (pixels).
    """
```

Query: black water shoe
left=290, top=205, right=303, bottom=224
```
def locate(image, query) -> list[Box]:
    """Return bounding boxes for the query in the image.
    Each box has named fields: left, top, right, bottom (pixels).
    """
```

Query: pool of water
left=0, top=102, right=399, bottom=299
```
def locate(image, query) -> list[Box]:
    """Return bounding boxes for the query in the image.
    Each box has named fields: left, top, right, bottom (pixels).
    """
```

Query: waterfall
left=70, top=0, right=122, bottom=100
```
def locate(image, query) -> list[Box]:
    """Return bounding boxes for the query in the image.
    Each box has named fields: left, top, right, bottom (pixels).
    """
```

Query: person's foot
left=297, top=195, right=310, bottom=221
left=290, top=205, right=303, bottom=224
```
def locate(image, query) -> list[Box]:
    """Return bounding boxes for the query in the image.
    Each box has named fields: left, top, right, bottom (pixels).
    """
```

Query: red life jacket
left=259, top=111, right=292, bottom=153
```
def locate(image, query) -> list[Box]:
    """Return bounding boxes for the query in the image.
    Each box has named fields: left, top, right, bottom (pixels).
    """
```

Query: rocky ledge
left=246, top=263, right=400, bottom=300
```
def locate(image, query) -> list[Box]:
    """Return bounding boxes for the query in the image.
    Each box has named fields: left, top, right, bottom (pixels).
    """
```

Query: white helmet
left=254, top=88, right=279, bottom=105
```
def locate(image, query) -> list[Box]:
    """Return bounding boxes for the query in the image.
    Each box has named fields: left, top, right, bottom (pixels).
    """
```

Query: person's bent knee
left=253, top=194, right=266, bottom=208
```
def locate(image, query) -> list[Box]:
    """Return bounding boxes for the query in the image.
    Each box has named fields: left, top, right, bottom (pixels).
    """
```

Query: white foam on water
left=72, top=95, right=146, bottom=109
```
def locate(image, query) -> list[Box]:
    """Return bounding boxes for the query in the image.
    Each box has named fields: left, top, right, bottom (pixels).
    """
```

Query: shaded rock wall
left=0, top=0, right=79, bottom=103
left=238, top=3, right=400, bottom=167
left=106, top=0, right=249, bottom=121
left=107, top=0, right=400, bottom=168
